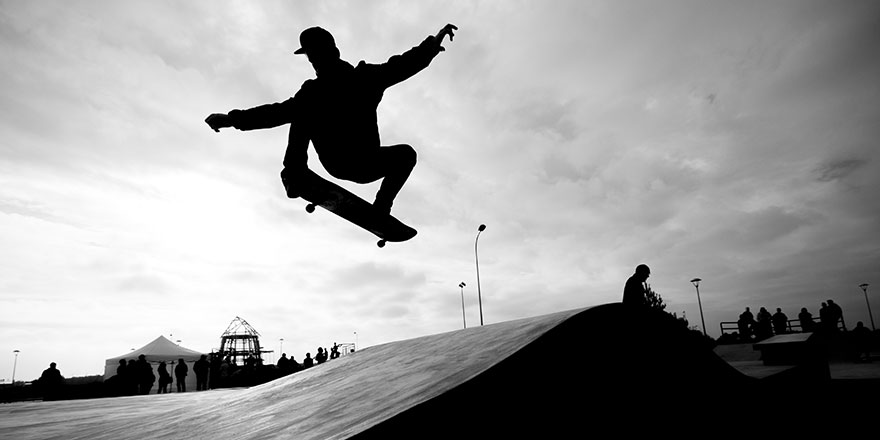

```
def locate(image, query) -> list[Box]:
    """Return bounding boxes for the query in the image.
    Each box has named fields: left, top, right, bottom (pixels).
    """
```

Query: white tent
left=104, top=335, right=206, bottom=394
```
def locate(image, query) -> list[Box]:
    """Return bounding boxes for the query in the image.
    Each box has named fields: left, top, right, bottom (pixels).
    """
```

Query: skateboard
left=283, top=169, right=417, bottom=247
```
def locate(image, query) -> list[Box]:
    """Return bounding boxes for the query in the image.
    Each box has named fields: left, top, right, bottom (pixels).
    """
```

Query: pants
left=322, top=144, right=417, bottom=210
left=196, top=374, right=208, bottom=391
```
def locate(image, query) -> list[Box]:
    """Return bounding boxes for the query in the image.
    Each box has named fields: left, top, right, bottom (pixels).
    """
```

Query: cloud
left=815, top=158, right=868, bottom=183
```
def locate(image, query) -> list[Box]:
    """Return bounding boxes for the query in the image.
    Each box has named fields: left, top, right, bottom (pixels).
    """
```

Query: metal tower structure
left=218, top=316, right=269, bottom=365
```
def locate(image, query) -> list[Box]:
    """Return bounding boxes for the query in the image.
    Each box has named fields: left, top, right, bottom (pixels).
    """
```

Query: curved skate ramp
left=0, top=303, right=751, bottom=439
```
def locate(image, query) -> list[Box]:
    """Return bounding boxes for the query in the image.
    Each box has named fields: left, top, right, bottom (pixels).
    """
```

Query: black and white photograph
left=1, top=0, right=879, bottom=436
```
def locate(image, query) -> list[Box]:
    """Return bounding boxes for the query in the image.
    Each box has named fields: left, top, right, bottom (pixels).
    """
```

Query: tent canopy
left=105, top=335, right=205, bottom=369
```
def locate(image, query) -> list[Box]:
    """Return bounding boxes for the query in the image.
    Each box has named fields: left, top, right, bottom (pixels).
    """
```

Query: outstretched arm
left=373, top=23, right=458, bottom=89
left=205, top=97, right=301, bottom=133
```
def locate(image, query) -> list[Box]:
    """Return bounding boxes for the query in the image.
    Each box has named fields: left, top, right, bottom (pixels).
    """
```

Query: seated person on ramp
left=205, top=23, right=458, bottom=218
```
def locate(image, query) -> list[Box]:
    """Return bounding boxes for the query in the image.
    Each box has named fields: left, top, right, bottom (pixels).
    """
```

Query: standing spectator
left=175, top=358, right=188, bottom=392
left=827, top=299, right=845, bottom=331
left=316, top=347, right=328, bottom=364
left=622, top=264, right=651, bottom=307
left=303, top=353, right=314, bottom=369
left=157, top=361, right=172, bottom=394
left=819, top=302, right=831, bottom=331
left=737, top=307, right=755, bottom=341
left=39, top=362, right=65, bottom=401
left=277, top=353, right=290, bottom=372
left=772, top=308, right=788, bottom=335
left=209, top=354, right=221, bottom=390
left=330, top=343, right=340, bottom=360
left=289, top=355, right=302, bottom=373
left=194, top=355, right=210, bottom=391
left=756, top=307, right=773, bottom=340
left=136, top=355, right=154, bottom=395
left=798, top=308, right=814, bottom=332
left=852, top=322, right=872, bottom=362
left=127, top=360, right=139, bottom=395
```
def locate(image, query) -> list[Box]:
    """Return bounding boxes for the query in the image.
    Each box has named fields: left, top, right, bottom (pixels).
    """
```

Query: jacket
left=227, top=35, right=442, bottom=178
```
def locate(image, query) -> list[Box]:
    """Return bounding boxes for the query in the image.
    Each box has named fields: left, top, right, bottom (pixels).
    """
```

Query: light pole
left=690, top=278, right=707, bottom=337
left=860, top=283, right=875, bottom=331
left=459, top=282, right=467, bottom=329
left=475, top=224, right=486, bottom=326
left=280, top=338, right=284, bottom=355
left=11, top=350, right=19, bottom=385
left=354, top=332, right=358, bottom=351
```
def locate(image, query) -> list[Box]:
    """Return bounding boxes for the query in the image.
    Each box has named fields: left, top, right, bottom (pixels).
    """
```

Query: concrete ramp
left=0, top=304, right=755, bottom=439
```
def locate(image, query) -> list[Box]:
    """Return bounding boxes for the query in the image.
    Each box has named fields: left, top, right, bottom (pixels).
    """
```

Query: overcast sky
left=2, top=0, right=879, bottom=381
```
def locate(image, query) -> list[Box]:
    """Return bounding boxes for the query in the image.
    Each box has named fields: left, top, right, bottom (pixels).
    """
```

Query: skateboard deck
left=283, top=169, right=417, bottom=247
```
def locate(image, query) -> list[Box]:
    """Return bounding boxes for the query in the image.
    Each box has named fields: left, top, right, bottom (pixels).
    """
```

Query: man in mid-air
left=206, top=23, right=458, bottom=216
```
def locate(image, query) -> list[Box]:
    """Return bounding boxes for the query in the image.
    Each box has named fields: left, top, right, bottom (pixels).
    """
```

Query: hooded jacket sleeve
left=366, top=36, right=443, bottom=90
left=227, top=85, right=308, bottom=131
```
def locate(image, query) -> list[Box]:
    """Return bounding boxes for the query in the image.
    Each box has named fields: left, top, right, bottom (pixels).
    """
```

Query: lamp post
left=280, top=338, right=284, bottom=355
left=690, top=278, right=707, bottom=337
left=354, top=332, right=358, bottom=351
left=459, top=282, right=467, bottom=329
left=11, top=350, right=19, bottom=385
left=860, top=283, right=875, bottom=331
left=475, top=224, right=486, bottom=326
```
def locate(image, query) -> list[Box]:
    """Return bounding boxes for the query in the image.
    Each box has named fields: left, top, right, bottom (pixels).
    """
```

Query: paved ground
left=714, top=342, right=880, bottom=380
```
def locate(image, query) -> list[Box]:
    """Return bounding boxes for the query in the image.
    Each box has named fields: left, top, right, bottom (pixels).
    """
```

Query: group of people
left=276, top=344, right=343, bottom=375
left=111, top=354, right=211, bottom=395
left=736, top=300, right=845, bottom=341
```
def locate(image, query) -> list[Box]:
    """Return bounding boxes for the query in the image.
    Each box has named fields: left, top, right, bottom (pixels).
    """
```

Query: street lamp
left=475, top=224, right=486, bottom=326
left=354, top=332, right=358, bottom=351
left=690, top=278, right=707, bottom=337
left=459, top=282, right=467, bottom=329
left=11, top=350, right=19, bottom=385
left=860, top=283, right=875, bottom=331
left=280, top=338, right=284, bottom=355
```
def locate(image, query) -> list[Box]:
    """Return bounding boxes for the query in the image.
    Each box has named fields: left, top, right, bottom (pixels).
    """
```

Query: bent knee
left=394, top=144, right=417, bottom=168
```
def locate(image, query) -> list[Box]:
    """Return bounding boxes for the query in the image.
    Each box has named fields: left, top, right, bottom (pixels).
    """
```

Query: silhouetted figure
left=175, top=358, right=188, bottom=392
left=136, top=355, right=154, bottom=395
left=330, top=343, right=340, bottom=360
left=38, top=362, right=64, bottom=401
left=127, top=359, right=139, bottom=395
left=827, top=299, right=844, bottom=331
left=852, top=322, right=872, bottom=362
left=194, top=355, right=210, bottom=391
left=772, top=308, right=788, bottom=335
left=277, top=353, right=290, bottom=372
left=245, top=354, right=257, bottom=371
left=289, top=355, right=302, bottom=373
left=819, top=302, right=831, bottom=331
left=798, top=307, right=814, bottom=332
left=209, top=354, right=221, bottom=389
left=205, top=24, right=458, bottom=216
left=157, top=361, right=172, bottom=394
left=737, top=307, right=755, bottom=341
left=756, top=307, right=773, bottom=340
left=316, top=347, right=328, bottom=364
left=622, top=264, right=651, bottom=307
left=303, top=353, right=314, bottom=369
left=112, top=359, right=132, bottom=396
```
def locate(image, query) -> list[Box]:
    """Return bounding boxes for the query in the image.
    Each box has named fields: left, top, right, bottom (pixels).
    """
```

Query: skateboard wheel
left=377, top=240, right=386, bottom=248
left=306, top=204, right=316, bottom=213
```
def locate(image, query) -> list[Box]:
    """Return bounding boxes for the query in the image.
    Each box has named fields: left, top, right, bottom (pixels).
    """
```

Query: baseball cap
left=294, top=27, right=336, bottom=55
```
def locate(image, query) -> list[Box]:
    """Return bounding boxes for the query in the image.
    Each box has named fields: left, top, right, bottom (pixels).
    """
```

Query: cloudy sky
left=2, top=0, right=879, bottom=381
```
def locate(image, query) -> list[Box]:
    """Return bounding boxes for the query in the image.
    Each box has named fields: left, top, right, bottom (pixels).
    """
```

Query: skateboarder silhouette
left=206, top=23, right=457, bottom=217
